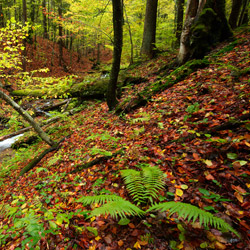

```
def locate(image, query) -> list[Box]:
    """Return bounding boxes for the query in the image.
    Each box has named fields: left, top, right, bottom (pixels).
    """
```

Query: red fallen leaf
left=240, top=220, right=250, bottom=230
left=131, top=229, right=139, bottom=236
left=242, top=202, right=250, bottom=209
left=96, top=220, right=105, bottom=226
left=128, top=223, right=135, bottom=228
left=205, top=174, right=215, bottom=180
left=104, top=234, right=112, bottom=244
left=111, top=226, right=117, bottom=234
left=234, top=192, right=244, bottom=203
left=193, top=153, right=200, bottom=161
left=231, top=185, right=247, bottom=195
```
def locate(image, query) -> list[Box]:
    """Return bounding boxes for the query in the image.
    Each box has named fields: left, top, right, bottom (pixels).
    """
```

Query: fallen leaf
left=176, top=188, right=183, bottom=197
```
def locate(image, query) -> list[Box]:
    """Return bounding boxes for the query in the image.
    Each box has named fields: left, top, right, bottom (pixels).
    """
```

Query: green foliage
left=77, top=166, right=239, bottom=237
left=147, top=202, right=239, bottom=237
left=121, top=166, right=165, bottom=204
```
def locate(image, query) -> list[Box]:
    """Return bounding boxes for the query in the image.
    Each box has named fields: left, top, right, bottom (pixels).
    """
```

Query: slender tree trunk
left=238, top=0, right=249, bottom=26
left=107, top=0, right=123, bottom=110
left=175, top=0, right=185, bottom=48
left=124, top=5, right=134, bottom=65
left=42, top=0, right=48, bottom=39
left=140, top=0, right=158, bottom=59
left=229, top=0, right=243, bottom=29
left=22, top=0, right=27, bottom=71
left=58, top=0, right=63, bottom=67
left=0, top=4, right=4, bottom=27
left=0, top=90, right=56, bottom=147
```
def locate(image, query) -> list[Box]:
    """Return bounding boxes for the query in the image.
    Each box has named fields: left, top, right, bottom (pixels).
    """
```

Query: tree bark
left=22, top=0, right=27, bottom=71
left=58, top=0, right=63, bottom=67
left=0, top=90, right=56, bottom=147
left=0, top=3, right=4, bottom=27
left=140, top=0, right=158, bottom=59
left=42, top=0, right=48, bottom=39
left=177, top=0, right=232, bottom=65
left=106, top=0, right=123, bottom=110
left=229, top=0, right=243, bottom=29
left=174, top=0, right=185, bottom=48
left=238, top=0, right=249, bottom=26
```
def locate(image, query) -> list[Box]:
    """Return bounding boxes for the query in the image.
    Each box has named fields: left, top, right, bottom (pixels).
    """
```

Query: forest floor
left=0, top=27, right=250, bottom=250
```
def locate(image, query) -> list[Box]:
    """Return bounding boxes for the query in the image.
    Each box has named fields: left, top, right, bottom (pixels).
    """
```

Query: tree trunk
left=106, top=0, right=123, bottom=111
left=140, top=0, right=158, bottom=59
left=0, top=90, right=56, bottom=147
left=174, top=0, right=185, bottom=48
left=58, top=0, right=63, bottom=67
left=0, top=3, right=4, bottom=27
left=229, top=0, right=243, bottom=29
left=178, top=0, right=200, bottom=64
left=238, top=0, right=249, bottom=26
left=42, top=0, right=48, bottom=39
left=177, top=0, right=232, bottom=65
left=22, top=0, right=27, bottom=71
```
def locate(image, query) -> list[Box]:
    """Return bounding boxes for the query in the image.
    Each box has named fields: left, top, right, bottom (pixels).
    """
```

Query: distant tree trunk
left=238, top=0, right=249, bottom=26
left=174, top=0, right=185, bottom=48
left=0, top=90, right=56, bottom=147
left=229, top=0, right=243, bottom=29
left=140, top=0, right=158, bottom=59
left=0, top=4, right=4, bottom=27
left=106, top=0, right=123, bottom=111
left=177, top=0, right=232, bottom=65
left=58, top=0, right=63, bottom=67
left=42, top=0, right=48, bottom=39
left=22, top=0, right=27, bottom=71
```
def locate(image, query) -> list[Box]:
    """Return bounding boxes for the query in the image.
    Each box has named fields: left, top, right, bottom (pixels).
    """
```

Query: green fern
left=77, top=195, right=123, bottom=206
left=77, top=166, right=239, bottom=238
left=90, top=200, right=145, bottom=219
left=147, top=202, right=240, bottom=237
left=121, top=166, right=165, bottom=204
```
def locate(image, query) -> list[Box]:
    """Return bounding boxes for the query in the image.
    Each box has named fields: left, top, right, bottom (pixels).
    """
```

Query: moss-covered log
left=116, top=59, right=210, bottom=114
left=11, top=74, right=146, bottom=99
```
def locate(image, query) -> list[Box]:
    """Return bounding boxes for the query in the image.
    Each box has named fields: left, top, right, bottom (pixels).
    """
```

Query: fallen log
left=12, top=137, right=66, bottom=184
left=10, top=73, right=146, bottom=99
left=115, top=59, right=210, bottom=114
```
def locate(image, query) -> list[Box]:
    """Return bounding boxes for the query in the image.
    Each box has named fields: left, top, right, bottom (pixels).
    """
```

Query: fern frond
left=147, top=202, right=240, bottom=237
left=121, top=169, right=145, bottom=203
left=77, top=195, right=123, bottom=206
left=121, top=166, right=165, bottom=204
left=90, top=200, right=145, bottom=219
left=142, top=166, right=165, bottom=202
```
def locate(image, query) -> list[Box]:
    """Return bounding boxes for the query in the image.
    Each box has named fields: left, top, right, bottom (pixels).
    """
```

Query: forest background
left=0, top=0, right=250, bottom=249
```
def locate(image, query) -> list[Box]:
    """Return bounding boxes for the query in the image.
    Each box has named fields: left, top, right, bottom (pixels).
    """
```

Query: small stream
left=0, top=134, right=24, bottom=153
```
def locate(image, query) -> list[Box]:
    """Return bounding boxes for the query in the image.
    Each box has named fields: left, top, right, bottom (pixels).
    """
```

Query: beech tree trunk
left=175, top=0, right=185, bottom=48
left=238, top=0, right=249, bottom=26
left=177, top=0, right=200, bottom=64
left=140, top=0, right=158, bottom=59
left=229, top=0, right=243, bottom=29
left=177, top=0, right=232, bottom=65
left=0, top=90, right=56, bottom=147
left=42, top=0, right=48, bottom=39
left=0, top=4, right=4, bottom=27
left=22, top=0, right=27, bottom=71
left=106, top=0, right=123, bottom=110
left=58, top=0, right=63, bottom=67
